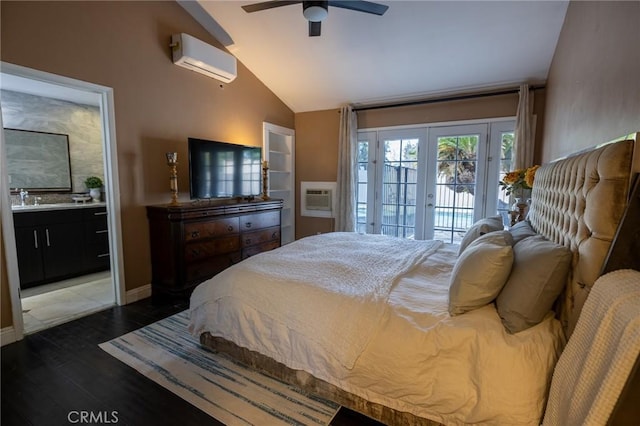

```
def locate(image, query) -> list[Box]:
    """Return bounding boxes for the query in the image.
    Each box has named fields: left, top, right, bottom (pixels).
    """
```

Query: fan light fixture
left=303, top=2, right=328, bottom=21
left=242, top=1, right=388, bottom=37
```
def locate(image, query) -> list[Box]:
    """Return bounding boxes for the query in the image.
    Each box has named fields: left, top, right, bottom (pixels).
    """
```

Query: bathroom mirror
left=4, top=128, right=72, bottom=191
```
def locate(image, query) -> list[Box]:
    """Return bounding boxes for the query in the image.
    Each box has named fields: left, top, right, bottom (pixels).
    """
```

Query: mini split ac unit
left=170, top=33, right=237, bottom=83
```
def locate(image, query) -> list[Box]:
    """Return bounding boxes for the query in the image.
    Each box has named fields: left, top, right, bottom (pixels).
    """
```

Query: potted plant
left=85, top=176, right=103, bottom=202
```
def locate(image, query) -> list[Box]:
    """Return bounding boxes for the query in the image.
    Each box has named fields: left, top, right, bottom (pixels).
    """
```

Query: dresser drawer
left=241, top=226, right=280, bottom=248
left=242, top=240, right=280, bottom=259
left=184, top=236, right=240, bottom=262
left=185, top=252, right=242, bottom=283
left=239, top=211, right=280, bottom=231
left=184, top=217, right=239, bottom=242
left=146, top=200, right=283, bottom=299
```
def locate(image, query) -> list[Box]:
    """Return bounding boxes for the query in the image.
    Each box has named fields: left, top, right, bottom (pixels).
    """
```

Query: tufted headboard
left=528, top=139, right=634, bottom=337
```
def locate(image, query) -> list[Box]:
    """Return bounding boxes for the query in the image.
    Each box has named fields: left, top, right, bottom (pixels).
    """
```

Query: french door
left=356, top=121, right=514, bottom=243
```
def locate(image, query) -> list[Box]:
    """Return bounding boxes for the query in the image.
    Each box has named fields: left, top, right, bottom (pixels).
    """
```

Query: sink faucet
left=19, top=189, right=28, bottom=206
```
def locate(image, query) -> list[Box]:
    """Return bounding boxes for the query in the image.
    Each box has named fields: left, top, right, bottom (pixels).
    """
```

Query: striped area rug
left=99, top=311, right=339, bottom=426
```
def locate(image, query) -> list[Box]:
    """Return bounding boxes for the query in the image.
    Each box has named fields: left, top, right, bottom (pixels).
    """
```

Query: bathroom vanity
left=13, top=203, right=110, bottom=289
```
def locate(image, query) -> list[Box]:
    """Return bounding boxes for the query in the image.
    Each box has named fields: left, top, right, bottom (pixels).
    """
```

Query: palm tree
left=437, top=136, right=477, bottom=195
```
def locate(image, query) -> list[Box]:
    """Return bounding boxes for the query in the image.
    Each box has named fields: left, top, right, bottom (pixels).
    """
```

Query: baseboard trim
left=1, top=326, right=17, bottom=347
left=125, top=284, right=152, bottom=304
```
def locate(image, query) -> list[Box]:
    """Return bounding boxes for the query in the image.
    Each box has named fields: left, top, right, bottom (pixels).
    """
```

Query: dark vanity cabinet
left=13, top=206, right=110, bottom=289
left=83, top=207, right=111, bottom=271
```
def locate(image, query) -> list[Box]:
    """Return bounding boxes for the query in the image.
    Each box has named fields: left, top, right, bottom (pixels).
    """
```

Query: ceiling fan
left=242, top=1, right=389, bottom=37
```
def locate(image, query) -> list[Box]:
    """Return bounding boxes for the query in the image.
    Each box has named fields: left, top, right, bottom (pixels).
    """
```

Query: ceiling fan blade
left=309, top=21, right=322, bottom=37
left=242, top=1, right=302, bottom=13
left=328, top=0, right=388, bottom=16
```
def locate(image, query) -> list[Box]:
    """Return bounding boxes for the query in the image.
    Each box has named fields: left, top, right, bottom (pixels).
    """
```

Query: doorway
left=0, top=62, right=125, bottom=340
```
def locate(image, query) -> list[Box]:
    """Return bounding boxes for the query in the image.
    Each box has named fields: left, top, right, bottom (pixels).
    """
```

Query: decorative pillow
left=457, top=215, right=504, bottom=255
left=496, top=235, right=572, bottom=333
left=449, top=231, right=514, bottom=316
left=509, top=220, right=537, bottom=244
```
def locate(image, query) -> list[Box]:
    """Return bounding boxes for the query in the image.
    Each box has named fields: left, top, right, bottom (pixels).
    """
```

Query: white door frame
left=0, top=62, right=125, bottom=341
left=263, top=122, right=295, bottom=244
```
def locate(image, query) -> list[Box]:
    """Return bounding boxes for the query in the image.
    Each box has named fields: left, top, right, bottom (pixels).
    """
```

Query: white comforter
left=191, top=232, right=442, bottom=368
left=190, top=233, right=564, bottom=425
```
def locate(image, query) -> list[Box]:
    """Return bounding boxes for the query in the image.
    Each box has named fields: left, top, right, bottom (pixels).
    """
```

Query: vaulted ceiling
left=181, top=1, right=569, bottom=113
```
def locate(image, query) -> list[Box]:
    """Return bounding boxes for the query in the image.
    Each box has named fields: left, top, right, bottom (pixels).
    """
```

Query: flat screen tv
left=188, top=138, right=262, bottom=199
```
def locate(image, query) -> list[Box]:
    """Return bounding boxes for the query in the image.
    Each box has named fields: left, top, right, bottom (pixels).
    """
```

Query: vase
left=90, top=188, right=101, bottom=202
left=510, top=197, right=528, bottom=225
left=511, top=197, right=522, bottom=212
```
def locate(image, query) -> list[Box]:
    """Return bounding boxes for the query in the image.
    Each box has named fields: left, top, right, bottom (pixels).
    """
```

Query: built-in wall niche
left=5, top=128, right=72, bottom=191
left=0, top=90, right=104, bottom=195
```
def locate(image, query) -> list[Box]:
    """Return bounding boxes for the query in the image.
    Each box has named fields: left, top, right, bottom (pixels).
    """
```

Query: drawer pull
left=227, top=225, right=234, bottom=232
left=245, top=238, right=252, bottom=245
left=191, top=248, right=201, bottom=257
left=244, top=222, right=252, bottom=228
left=191, top=230, right=200, bottom=238
left=94, top=211, right=108, bottom=216
left=97, top=253, right=110, bottom=258
left=272, top=232, right=278, bottom=239
left=96, top=230, right=109, bottom=234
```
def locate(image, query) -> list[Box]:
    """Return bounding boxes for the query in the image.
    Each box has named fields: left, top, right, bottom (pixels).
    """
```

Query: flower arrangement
left=499, top=165, right=540, bottom=196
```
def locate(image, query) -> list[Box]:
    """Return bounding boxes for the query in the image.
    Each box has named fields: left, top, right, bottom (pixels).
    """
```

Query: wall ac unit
left=305, top=189, right=332, bottom=211
left=170, top=33, right=237, bottom=83
left=301, top=181, right=336, bottom=218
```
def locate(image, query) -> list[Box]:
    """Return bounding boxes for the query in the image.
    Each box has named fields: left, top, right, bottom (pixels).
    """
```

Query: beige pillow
left=509, top=220, right=537, bottom=244
left=458, top=215, right=504, bottom=255
left=449, top=231, right=514, bottom=316
left=496, top=235, right=572, bottom=333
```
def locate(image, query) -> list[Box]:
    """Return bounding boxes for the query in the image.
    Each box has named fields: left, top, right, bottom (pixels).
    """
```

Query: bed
left=189, top=139, right=635, bottom=425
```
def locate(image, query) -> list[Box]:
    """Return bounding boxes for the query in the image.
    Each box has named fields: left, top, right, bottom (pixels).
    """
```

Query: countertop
left=11, top=202, right=107, bottom=213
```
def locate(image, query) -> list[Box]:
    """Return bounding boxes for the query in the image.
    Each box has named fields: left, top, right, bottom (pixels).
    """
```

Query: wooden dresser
left=146, top=199, right=283, bottom=299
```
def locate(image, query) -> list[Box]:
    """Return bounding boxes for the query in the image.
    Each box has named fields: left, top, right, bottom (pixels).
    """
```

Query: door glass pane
left=356, top=141, right=369, bottom=233
left=435, top=135, right=478, bottom=243
left=381, top=138, right=418, bottom=239
left=497, top=131, right=515, bottom=224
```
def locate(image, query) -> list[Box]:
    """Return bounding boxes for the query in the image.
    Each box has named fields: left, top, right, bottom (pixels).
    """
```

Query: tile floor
left=21, top=271, right=115, bottom=334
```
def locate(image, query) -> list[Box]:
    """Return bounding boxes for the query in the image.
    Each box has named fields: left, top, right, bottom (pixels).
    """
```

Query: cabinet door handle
left=227, top=225, right=234, bottom=232
left=33, top=230, right=38, bottom=249
left=94, top=211, right=108, bottom=216
left=96, top=230, right=108, bottom=234
left=191, top=230, right=200, bottom=238
left=45, top=228, right=51, bottom=247
left=244, top=222, right=252, bottom=228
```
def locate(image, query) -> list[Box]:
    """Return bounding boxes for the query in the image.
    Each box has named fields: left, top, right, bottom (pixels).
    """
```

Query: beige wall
left=357, top=93, right=518, bottom=129
left=294, top=110, right=341, bottom=238
left=542, top=1, right=640, bottom=162
left=0, top=1, right=294, bottom=328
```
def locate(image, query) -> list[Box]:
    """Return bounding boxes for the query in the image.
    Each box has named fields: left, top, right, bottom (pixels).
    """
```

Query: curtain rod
left=352, top=85, right=545, bottom=112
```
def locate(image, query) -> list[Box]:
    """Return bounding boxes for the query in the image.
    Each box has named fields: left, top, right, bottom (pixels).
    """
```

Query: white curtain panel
left=335, top=105, right=357, bottom=232
left=513, top=84, right=535, bottom=169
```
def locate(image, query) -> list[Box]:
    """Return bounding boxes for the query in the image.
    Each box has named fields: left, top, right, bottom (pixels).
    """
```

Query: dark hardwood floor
left=1, top=298, right=383, bottom=426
